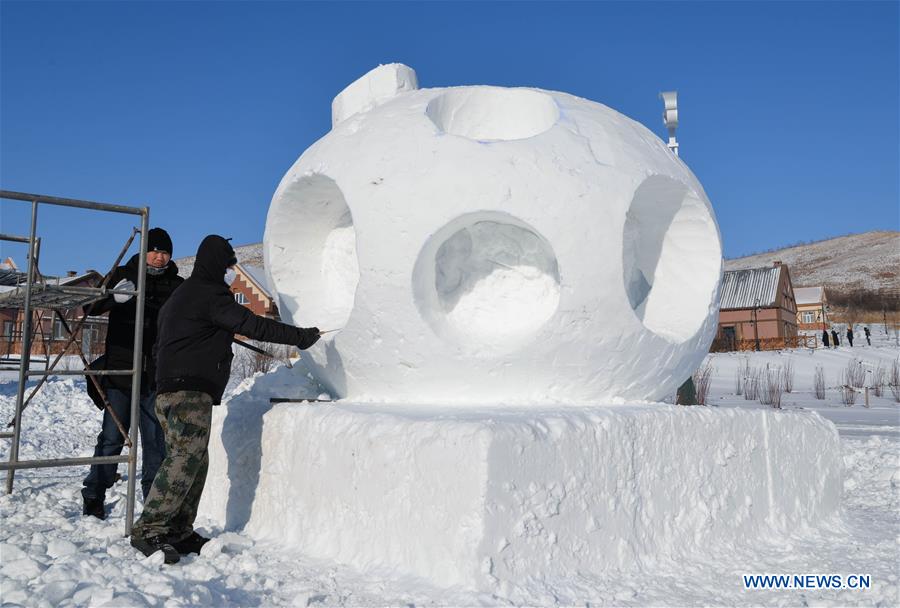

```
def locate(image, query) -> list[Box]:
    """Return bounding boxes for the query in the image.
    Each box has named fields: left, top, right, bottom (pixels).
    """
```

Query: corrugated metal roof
left=794, top=286, right=824, bottom=305
left=59, top=272, right=99, bottom=286
left=720, top=266, right=782, bottom=309
left=0, top=269, right=20, bottom=286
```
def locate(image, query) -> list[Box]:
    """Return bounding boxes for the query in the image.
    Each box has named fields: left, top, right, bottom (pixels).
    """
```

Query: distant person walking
left=822, top=329, right=830, bottom=348
left=130, top=235, right=321, bottom=564
left=864, top=326, right=871, bottom=346
left=847, top=325, right=854, bottom=347
left=831, top=328, right=840, bottom=348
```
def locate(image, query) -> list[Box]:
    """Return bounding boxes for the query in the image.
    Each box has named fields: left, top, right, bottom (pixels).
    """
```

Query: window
left=234, top=292, right=249, bottom=305
left=52, top=318, right=70, bottom=340
left=802, top=311, right=815, bottom=324
left=2, top=320, right=16, bottom=339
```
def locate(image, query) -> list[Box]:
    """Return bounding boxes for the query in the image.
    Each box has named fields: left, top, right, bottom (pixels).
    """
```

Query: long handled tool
left=234, top=328, right=339, bottom=370
left=233, top=338, right=293, bottom=369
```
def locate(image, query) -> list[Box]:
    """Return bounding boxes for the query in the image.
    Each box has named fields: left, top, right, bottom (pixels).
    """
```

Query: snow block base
left=199, top=403, right=841, bottom=591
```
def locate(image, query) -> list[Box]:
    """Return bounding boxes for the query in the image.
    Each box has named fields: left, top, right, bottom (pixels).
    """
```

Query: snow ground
left=0, top=342, right=898, bottom=606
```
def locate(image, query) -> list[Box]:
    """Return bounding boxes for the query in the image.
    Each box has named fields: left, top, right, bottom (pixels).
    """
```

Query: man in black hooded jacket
left=82, top=227, right=183, bottom=519
left=130, top=235, right=319, bottom=563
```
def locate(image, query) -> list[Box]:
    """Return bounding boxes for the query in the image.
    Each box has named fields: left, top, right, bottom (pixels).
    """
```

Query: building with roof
left=794, top=286, right=828, bottom=330
left=1, top=268, right=107, bottom=358
left=230, top=263, right=279, bottom=319
left=713, top=261, right=802, bottom=351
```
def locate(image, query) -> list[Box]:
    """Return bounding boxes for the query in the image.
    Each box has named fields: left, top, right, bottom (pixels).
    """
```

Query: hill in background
left=725, top=231, right=898, bottom=293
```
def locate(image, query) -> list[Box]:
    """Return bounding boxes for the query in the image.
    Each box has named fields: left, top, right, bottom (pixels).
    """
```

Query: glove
left=113, top=278, right=135, bottom=304
left=296, top=327, right=320, bottom=350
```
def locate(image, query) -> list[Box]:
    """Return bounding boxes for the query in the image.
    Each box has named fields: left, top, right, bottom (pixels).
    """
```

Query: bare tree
left=744, top=366, right=760, bottom=401
left=693, top=363, right=714, bottom=405
left=845, top=358, right=866, bottom=389
left=813, top=365, right=826, bottom=400
left=840, top=369, right=858, bottom=406
left=782, top=358, right=795, bottom=393
left=872, top=362, right=886, bottom=398
left=759, top=365, right=784, bottom=408
left=232, top=340, right=295, bottom=382
left=735, top=357, right=750, bottom=396
left=890, top=360, right=900, bottom=403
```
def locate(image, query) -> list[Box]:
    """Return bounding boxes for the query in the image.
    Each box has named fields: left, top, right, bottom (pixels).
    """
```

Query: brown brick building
left=230, top=263, right=279, bottom=319
left=1, top=269, right=108, bottom=358
left=713, top=262, right=806, bottom=351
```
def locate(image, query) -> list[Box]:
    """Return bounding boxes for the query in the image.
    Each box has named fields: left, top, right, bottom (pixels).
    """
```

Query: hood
left=191, top=235, right=237, bottom=283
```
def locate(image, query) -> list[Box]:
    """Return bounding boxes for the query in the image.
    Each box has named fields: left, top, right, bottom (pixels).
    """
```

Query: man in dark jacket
left=130, top=235, right=319, bottom=563
left=82, top=228, right=183, bottom=519
left=831, top=328, right=840, bottom=348
left=846, top=325, right=854, bottom=347
left=822, top=329, right=830, bottom=348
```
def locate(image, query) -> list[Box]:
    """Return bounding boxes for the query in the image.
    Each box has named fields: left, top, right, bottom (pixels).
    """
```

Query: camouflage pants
left=131, top=390, right=213, bottom=541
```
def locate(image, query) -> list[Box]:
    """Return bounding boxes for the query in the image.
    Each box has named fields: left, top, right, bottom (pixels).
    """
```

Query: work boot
left=82, top=496, right=105, bottom=520
left=170, top=531, right=211, bottom=555
left=130, top=535, right=181, bottom=564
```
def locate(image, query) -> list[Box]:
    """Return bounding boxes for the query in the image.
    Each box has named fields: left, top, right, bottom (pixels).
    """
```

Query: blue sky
left=1, top=1, right=897, bottom=273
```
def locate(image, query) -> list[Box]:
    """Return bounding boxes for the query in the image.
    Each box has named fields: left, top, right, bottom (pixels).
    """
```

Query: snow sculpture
left=201, top=67, right=841, bottom=594
left=265, top=63, right=722, bottom=403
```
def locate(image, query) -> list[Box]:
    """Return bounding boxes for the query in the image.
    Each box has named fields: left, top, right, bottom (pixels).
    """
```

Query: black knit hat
left=148, top=228, right=173, bottom=255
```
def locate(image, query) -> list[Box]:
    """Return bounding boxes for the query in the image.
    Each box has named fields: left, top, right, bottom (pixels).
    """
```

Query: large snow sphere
left=264, top=64, right=722, bottom=404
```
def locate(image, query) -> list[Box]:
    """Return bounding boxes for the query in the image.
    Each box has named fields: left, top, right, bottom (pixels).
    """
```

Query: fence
left=710, top=335, right=817, bottom=353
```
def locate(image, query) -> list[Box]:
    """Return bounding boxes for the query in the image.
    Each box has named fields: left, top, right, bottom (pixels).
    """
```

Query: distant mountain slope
left=175, top=242, right=263, bottom=279
left=725, top=231, right=899, bottom=292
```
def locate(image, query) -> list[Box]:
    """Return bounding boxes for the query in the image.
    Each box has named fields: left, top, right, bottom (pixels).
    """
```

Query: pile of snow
left=265, top=63, right=723, bottom=404
left=199, top=365, right=841, bottom=592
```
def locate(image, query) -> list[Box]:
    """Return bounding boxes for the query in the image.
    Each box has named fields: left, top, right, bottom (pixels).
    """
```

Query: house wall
left=797, top=303, right=827, bottom=329
left=719, top=308, right=781, bottom=340
left=0, top=309, right=108, bottom=357
left=0, top=275, right=108, bottom=358
left=718, top=305, right=799, bottom=341
left=230, top=273, right=277, bottom=319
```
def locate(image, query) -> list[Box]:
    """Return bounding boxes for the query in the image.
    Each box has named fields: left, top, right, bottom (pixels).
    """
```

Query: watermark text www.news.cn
left=743, top=574, right=871, bottom=590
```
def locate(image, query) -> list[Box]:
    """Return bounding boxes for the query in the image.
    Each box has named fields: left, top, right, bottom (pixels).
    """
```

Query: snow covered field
left=1, top=342, right=898, bottom=607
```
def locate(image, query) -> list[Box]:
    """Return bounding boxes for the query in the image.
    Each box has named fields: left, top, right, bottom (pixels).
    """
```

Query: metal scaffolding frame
left=0, top=190, right=149, bottom=535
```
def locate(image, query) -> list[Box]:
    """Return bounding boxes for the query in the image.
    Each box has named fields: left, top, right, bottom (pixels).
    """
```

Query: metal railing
left=0, top=190, right=149, bottom=535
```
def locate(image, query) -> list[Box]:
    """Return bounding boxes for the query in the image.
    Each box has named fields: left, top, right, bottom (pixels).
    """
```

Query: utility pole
left=752, top=297, right=761, bottom=352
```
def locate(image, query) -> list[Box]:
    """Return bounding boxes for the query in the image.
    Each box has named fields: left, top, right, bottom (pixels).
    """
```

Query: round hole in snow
left=414, top=213, right=560, bottom=353
left=265, top=174, right=359, bottom=334
left=426, top=87, right=559, bottom=141
left=622, top=175, right=721, bottom=343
